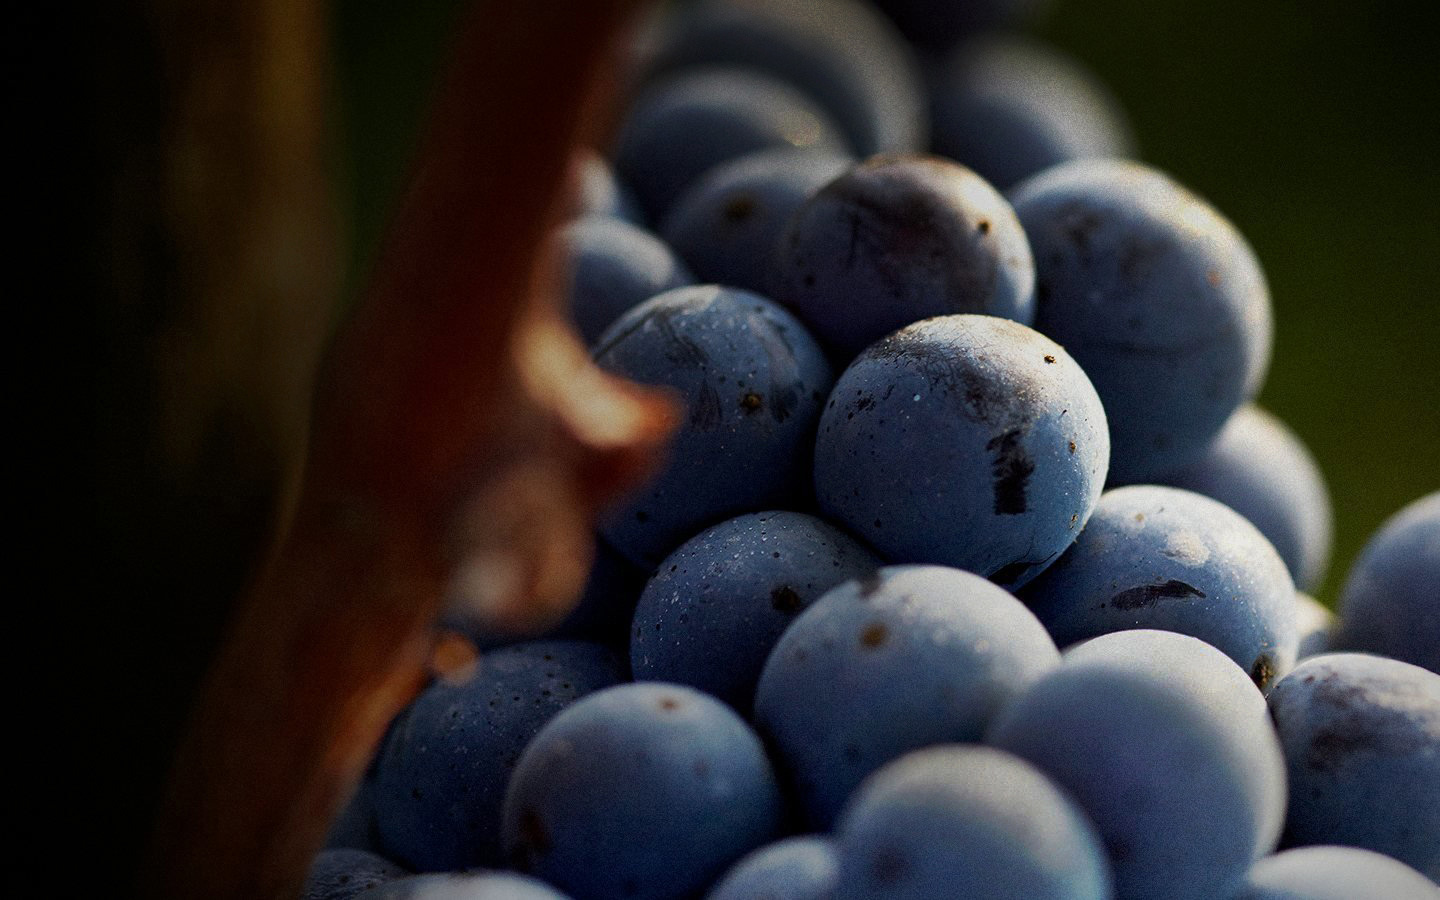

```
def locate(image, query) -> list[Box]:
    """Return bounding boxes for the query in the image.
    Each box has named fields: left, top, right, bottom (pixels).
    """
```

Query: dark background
left=334, top=0, right=1440, bottom=606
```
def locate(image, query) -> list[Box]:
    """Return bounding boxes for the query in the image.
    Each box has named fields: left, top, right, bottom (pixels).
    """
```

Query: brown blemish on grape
left=1250, top=654, right=1276, bottom=691
left=859, top=622, right=889, bottom=648
left=658, top=696, right=680, bottom=711
left=1106, top=579, right=1206, bottom=611
left=1068, top=441, right=1076, bottom=453
left=517, top=807, right=551, bottom=859
left=723, top=194, right=757, bottom=222
left=770, top=585, right=803, bottom=613
left=740, top=391, right=763, bottom=412
left=1044, top=354, right=1056, bottom=363
left=977, top=219, right=991, bottom=235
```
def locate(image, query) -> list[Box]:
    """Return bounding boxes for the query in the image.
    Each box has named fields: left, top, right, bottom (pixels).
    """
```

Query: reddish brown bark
left=146, top=3, right=670, bottom=897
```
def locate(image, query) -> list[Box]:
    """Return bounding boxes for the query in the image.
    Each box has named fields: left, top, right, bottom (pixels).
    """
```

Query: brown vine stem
left=145, top=2, right=669, bottom=897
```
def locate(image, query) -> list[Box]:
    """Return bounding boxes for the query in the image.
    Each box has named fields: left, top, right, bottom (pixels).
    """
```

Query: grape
left=1161, top=404, right=1333, bottom=592
left=987, top=630, right=1288, bottom=900
left=503, top=683, right=781, bottom=900
left=834, top=745, right=1112, bottom=900
left=558, top=217, right=692, bottom=346
left=642, top=0, right=926, bottom=156
left=614, top=67, right=847, bottom=220
left=812, top=314, right=1108, bottom=589
left=929, top=35, right=1135, bottom=191
left=753, top=564, right=1060, bottom=828
left=592, top=285, right=832, bottom=567
left=630, top=510, right=879, bottom=712
left=305, top=849, right=408, bottom=900
left=1295, top=593, right=1335, bottom=661
left=353, top=872, right=570, bottom=899
left=773, top=155, right=1035, bottom=361
left=1021, top=484, right=1298, bottom=689
left=706, top=836, right=839, bottom=900
left=660, top=147, right=852, bottom=297
left=567, top=150, right=643, bottom=225
left=1332, top=491, right=1440, bottom=674
left=1267, top=653, right=1440, bottom=878
left=1234, top=846, right=1440, bottom=900
left=1011, top=159, right=1272, bottom=483
left=370, top=641, right=626, bottom=871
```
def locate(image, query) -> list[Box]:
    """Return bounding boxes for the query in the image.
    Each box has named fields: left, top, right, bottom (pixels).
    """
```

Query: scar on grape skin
left=859, top=622, right=889, bottom=648
left=1101, top=579, right=1206, bottom=611
left=1250, top=654, right=1276, bottom=691
left=517, top=807, right=551, bottom=858
left=770, top=585, right=803, bottom=613
left=723, top=194, right=757, bottom=222
left=987, top=427, right=1035, bottom=515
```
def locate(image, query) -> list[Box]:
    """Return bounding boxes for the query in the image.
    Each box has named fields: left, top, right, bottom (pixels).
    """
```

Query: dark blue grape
left=812, top=314, right=1108, bottom=589
left=1011, top=159, right=1272, bottom=483
left=754, top=565, right=1060, bottom=828
left=930, top=36, right=1134, bottom=190
left=661, top=148, right=851, bottom=296
left=1333, top=492, right=1440, bottom=674
left=353, top=872, right=570, bottom=900
left=1162, top=404, right=1333, bottom=592
left=1267, top=653, right=1440, bottom=878
left=642, top=0, right=925, bottom=156
left=773, top=156, right=1035, bottom=361
left=559, top=217, right=692, bottom=345
left=304, top=849, right=408, bottom=900
left=370, top=641, right=626, bottom=871
left=1021, top=485, right=1298, bottom=689
left=706, top=836, right=839, bottom=900
left=503, top=682, right=781, bottom=900
left=630, top=510, right=879, bottom=712
left=987, top=630, right=1288, bottom=900
left=834, top=745, right=1112, bottom=900
left=614, top=67, right=847, bottom=220
left=1234, top=846, right=1439, bottom=899
left=592, top=285, right=833, bottom=567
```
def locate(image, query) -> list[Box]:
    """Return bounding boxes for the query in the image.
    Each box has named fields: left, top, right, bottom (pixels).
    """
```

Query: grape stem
left=145, top=2, right=670, bottom=897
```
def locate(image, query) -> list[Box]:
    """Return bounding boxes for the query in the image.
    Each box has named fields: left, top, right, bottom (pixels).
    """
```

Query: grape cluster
left=309, top=1, right=1440, bottom=898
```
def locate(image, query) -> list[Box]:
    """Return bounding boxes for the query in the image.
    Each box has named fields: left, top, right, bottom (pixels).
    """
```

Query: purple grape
left=930, top=36, right=1134, bottom=190
left=1267, top=653, right=1440, bottom=878
left=1021, top=485, right=1298, bottom=689
left=987, top=630, right=1288, bottom=900
left=1161, top=404, right=1333, bottom=592
left=559, top=217, right=693, bottom=346
left=503, top=683, right=782, bottom=900
left=834, top=745, right=1112, bottom=900
left=593, top=285, right=833, bottom=568
left=773, top=156, right=1035, bottom=361
left=661, top=147, right=852, bottom=296
left=1333, top=492, right=1440, bottom=674
left=630, top=510, right=879, bottom=712
left=641, top=0, right=926, bottom=156
left=753, top=565, right=1060, bottom=827
left=1011, top=159, right=1273, bottom=483
left=1234, top=846, right=1439, bottom=899
left=707, top=836, right=839, bottom=900
left=614, top=67, right=847, bottom=220
left=370, top=641, right=626, bottom=871
left=304, top=849, right=408, bottom=900
left=813, top=314, right=1108, bottom=589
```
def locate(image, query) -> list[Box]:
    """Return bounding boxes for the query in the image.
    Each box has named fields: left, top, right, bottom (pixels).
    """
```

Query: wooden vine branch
left=145, top=2, right=670, bottom=897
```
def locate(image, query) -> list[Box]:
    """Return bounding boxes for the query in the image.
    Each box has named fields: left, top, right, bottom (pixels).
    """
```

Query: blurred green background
left=333, top=0, right=1439, bottom=607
